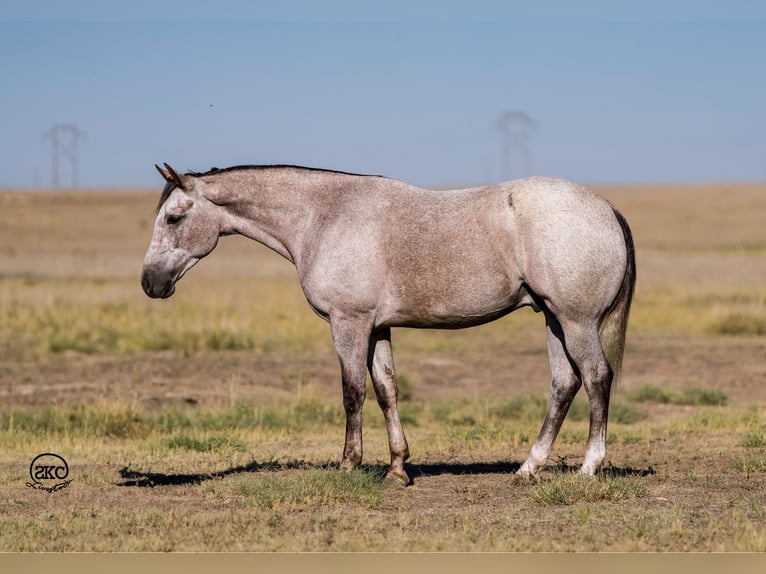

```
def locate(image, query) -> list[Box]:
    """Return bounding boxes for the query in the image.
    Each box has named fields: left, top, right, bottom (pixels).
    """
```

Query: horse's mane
left=156, top=164, right=381, bottom=212
left=187, top=164, right=378, bottom=178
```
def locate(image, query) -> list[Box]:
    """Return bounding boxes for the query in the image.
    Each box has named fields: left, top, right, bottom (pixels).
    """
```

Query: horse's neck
left=218, top=171, right=341, bottom=265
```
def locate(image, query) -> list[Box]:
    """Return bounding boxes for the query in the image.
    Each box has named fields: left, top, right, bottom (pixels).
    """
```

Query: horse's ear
left=155, top=164, right=171, bottom=182
left=163, top=163, right=188, bottom=190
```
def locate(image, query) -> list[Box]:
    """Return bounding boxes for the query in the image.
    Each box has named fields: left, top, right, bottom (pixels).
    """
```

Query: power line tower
left=43, top=123, right=86, bottom=189
left=494, top=111, right=538, bottom=181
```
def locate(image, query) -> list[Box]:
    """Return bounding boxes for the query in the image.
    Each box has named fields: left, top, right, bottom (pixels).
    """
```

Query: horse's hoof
left=516, top=462, right=537, bottom=478
left=514, top=461, right=541, bottom=482
left=578, top=467, right=598, bottom=478
left=385, top=469, right=411, bottom=487
left=512, top=470, right=536, bottom=484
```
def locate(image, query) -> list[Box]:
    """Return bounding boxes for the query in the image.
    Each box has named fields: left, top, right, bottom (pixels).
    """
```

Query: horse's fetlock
left=340, top=454, right=361, bottom=472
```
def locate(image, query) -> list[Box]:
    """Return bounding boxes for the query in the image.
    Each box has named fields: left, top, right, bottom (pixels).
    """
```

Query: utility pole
left=43, top=123, right=86, bottom=189
left=494, top=111, right=538, bottom=181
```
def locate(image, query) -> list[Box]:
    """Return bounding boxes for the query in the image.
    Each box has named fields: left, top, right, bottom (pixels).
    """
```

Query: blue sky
left=2, top=2, right=766, bottom=188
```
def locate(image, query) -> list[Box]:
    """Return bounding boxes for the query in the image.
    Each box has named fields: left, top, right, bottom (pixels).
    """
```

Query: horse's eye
left=166, top=214, right=184, bottom=225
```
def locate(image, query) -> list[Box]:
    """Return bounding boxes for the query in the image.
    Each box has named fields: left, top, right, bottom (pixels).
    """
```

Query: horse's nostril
left=141, top=271, right=161, bottom=297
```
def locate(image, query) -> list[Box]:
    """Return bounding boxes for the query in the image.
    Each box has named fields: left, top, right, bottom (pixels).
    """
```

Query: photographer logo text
left=27, top=453, right=72, bottom=492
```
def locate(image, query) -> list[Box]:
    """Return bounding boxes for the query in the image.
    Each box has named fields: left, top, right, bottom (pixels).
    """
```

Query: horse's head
left=141, top=163, right=223, bottom=299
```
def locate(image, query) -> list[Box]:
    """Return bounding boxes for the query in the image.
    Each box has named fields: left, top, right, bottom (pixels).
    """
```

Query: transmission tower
left=494, top=111, right=538, bottom=181
left=43, top=123, right=86, bottom=188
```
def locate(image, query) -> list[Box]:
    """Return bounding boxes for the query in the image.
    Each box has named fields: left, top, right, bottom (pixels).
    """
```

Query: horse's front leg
left=367, top=328, right=410, bottom=486
left=330, top=316, right=373, bottom=472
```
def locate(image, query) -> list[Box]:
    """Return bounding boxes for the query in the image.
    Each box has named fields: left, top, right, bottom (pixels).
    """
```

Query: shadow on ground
left=117, top=458, right=654, bottom=487
left=116, top=459, right=333, bottom=487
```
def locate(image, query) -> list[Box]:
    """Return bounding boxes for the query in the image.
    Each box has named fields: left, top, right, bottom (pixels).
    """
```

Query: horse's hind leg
left=556, top=317, right=614, bottom=476
left=518, top=311, right=582, bottom=476
left=367, top=328, right=410, bottom=486
left=564, top=320, right=614, bottom=475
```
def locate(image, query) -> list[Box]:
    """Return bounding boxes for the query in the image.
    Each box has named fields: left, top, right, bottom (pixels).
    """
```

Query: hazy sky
left=2, top=1, right=766, bottom=188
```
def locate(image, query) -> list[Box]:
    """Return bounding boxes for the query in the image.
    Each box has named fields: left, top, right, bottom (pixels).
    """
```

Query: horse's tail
left=598, top=208, right=636, bottom=385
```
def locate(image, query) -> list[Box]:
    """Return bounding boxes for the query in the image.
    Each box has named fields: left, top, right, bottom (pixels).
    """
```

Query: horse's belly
left=379, top=277, right=531, bottom=329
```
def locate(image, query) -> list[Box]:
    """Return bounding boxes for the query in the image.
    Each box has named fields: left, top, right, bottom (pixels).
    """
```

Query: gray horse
left=141, top=164, right=635, bottom=485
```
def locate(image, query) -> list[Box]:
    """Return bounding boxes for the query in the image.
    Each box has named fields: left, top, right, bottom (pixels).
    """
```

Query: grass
left=2, top=403, right=150, bottom=439
left=739, top=431, right=766, bottom=449
left=1, top=388, right=743, bottom=458
left=732, top=454, right=766, bottom=471
left=2, top=392, right=765, bottom=551
left=630, top=385, right=729, bottom=406
left=708, top=313, right=766, bottom=336
left=229, top=467, right=387, bottom=510
left=0, top=277, right=332, bottom=359
left=0, top=396, right=345, bottom=438
left=0, top=390, right=753, bottom=458
left=530, top=472, right=647, bottom=506
left=628, top=286, right=766, bottom=337
left=164, top=434, right=246, bottom=453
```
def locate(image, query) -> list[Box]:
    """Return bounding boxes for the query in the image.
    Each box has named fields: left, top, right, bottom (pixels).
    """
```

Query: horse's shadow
left=117, top=459, right=331, bottom=488
left=116, top=458, right=653, bottom=488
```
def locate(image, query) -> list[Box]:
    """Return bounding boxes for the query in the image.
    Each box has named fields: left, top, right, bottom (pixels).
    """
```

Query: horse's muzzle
left=141, top=269, right=175, bottom=299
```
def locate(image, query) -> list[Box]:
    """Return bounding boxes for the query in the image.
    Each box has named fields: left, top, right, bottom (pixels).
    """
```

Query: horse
left=141, top=163, right=636, bottom=486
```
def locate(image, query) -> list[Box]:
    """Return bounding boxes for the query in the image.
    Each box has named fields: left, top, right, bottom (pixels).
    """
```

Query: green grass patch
left=1, top=403, right=150, bottom=439
left=609, top=402, right=648, bottom=424
left=396, top=373, right=416, bottom=402
left=192, top=396, right=341, bottom=432
left=232, top=467, right=387, bottom=510
left=678, top=387, right=729, bottom=406
left=489, top=393, right=549, bottom=423
left=489, top=393, right=645, bottom=425
left=398, top=403, right=422, bottom=427
left=739, top=431, right=766, bottom=449
left=163, top=434, right=245, bottom=453
left=630, top=385, right=728, bottom=406
left=0, top=396, right=343, bottom=440
left=608, top=429, right=648, bottom=445
left=707, top=313, right=766, bottom=336
left=730, top=454, right=766, bottom=475
left=531, top=472, right=647, bottom=506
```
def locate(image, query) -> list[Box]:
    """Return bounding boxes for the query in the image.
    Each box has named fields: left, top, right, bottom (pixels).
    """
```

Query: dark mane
left=156, top=164, right=382, bottom=212
left=188, top=164, right=381, bottom=178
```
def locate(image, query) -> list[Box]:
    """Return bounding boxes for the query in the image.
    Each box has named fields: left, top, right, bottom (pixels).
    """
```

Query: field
left=1, top=181, right=765, bottom=551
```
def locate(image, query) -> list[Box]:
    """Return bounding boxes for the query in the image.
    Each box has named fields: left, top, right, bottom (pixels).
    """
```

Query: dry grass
left=1, top=182, right=765, bottom=551
left=1, top=393, right=765, bottom=551
left=1, top=394, right=765, bottom=551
